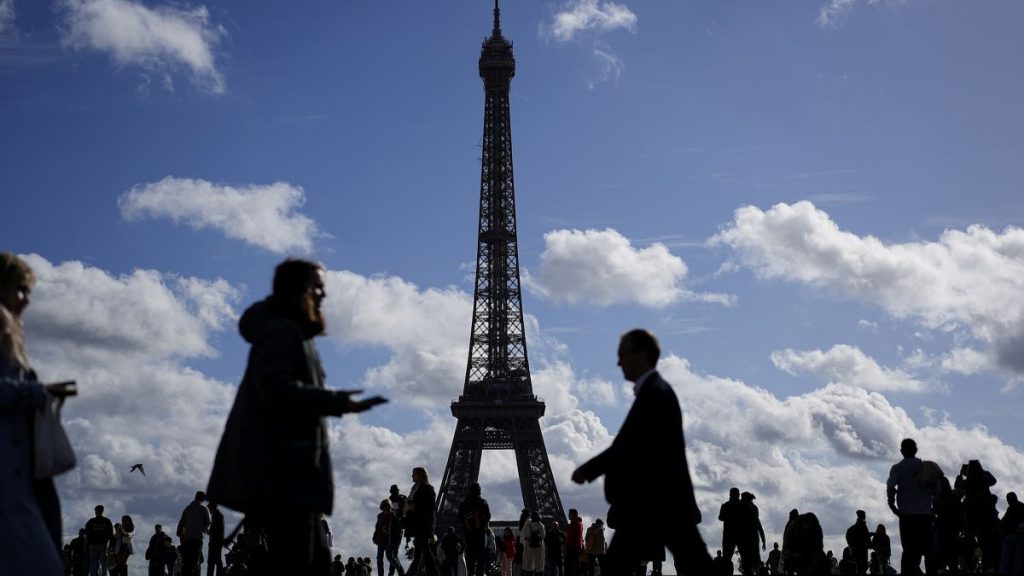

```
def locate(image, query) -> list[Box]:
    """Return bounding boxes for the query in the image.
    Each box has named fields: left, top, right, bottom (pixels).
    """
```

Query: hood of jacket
left=238, top=298, right=279, bottom=344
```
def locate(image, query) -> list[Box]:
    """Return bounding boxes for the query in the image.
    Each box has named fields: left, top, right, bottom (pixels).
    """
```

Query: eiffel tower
left=435, top=1, right=567, bottom=533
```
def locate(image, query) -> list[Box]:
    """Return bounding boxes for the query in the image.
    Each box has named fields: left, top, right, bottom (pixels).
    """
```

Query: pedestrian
left=86, top=505, right=115, bottom=576
left=406, top=466, right=440, bottom=576
left=206, top=502, right=224, bottom=576
left=544, top=521, right=565, bottom=576
left=572, top=329, right=713, bottom=576
left=145, top=525, right=167, bottom=576
left=499, top=527, right=517, bottom=576
left=0, top=252, right=76, bottom=574
left=459, top=482, right=492, bottom=576
left=177, top=491, right=211, bottom=576
left=375, top=499, right=405, bottom=576
left=886, top=438, right=938, bottom=574
left=520, top=511, right=545, bottom=576
left=845, top=510, right=869, bottom=575
left=206, top=259, right=387, bottom=575
left=564, top=510, right=584, bottom=576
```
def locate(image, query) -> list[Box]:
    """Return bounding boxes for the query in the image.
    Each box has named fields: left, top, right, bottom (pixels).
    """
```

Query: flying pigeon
left=129, top=463, right=146, bottom=477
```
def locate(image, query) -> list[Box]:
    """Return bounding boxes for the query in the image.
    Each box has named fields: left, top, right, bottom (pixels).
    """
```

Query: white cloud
left=658, top=354, right=1024, bottom=558
left=940, top=347, right=992, bottom=376
left=118, top=176, right=320, bottom=254
left=529, top=228, right=734, bottom=308
left=543, top=0, right=637, bottom=42
left=59, top=0, right=226, bottom=93
left=588, top=44, right=624, bottom=90
left=0, top=0, right=14, bottom=37
left=710, top=201, right=1024, bottom=375
left=321, top=270, right=472, bottom=407
left=771, top=344, right=930, bottom=393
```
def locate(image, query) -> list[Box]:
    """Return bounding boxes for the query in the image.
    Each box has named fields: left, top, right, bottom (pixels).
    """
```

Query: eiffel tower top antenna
left=493, top=0, right=501, bottom=36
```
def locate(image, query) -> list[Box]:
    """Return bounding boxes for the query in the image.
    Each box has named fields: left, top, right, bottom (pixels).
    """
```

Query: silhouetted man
left=206, top=259, right=387, bottom=575
left=207, top=502, right=225, bottom=576
left=572, top=329, right=713, bottom=576
left=845, top=510, right=869, bottom=575
left=458, top=482, right=492, bottom=576
left=886, top=438, right=934, bottom=574
left=70, top=528, right=88, bottom=576
left=146, top=525, right=166, bottom=576
left=178, top=491, right=211, bottom=576
left=565, top=509, right=584, bottom=576
left=719, top=488, right=743, bottom=566
left=85, top=505, right=114, bottom=576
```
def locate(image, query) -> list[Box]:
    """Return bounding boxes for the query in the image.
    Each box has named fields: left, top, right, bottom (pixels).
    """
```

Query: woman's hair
left=380, top=499, right=392, bottom=512
left=270, top=258, right=325, bottom=336
left=412, top=466, right=429, bottom=483
left=0, top=253, right=34, bottom=371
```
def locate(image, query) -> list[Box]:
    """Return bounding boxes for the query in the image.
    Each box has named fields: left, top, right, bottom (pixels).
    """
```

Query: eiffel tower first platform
left=434, top=1, right=567, bottom=533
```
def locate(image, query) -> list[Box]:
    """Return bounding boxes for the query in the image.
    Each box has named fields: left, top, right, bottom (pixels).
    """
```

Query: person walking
left=206, top=259, right=387, bottom=575
left=458, top=482, right=492, bottom=576
left=86, top=505, right=115, bottom=576
left=375, top=499, right=405, bottom=576
left=572, top=329, right=713, bottom=576
left=0, top=252, right=76, bottom=574
left=406, top=466, right=439, bottom=576
left=178, top=491, right=211, bottom=576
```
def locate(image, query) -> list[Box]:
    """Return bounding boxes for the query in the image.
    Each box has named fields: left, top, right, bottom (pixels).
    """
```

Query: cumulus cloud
left=657, top=354, right=1024, bottom=557
left=771, top=344, right=930, bottom=393
left=118, top=176, right=320, bottom=254
left=528, top=228, right=734, bottom=308
left=59, top=0, right=226, bottom=93
left=321, top=270, right=473, bottom=407
left=543, top=0, right=637, bottom=42
left=710, top=201, right=1024, bottom=375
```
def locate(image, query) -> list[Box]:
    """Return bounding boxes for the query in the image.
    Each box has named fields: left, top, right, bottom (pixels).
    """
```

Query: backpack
left=915, top=460, right=944, bottom=489
left=528, top=524, right=542, bottom=548
left=372, top=513, right=390, bottom=545
left=463, top=503, right=485, bottom=531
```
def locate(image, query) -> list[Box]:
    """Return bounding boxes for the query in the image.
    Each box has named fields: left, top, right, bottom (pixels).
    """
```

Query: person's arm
left=0, top=375, right=45, bottom=410
left=886, top=466, right=899, bottom=516
left=252, top=322, right=386, bottom=416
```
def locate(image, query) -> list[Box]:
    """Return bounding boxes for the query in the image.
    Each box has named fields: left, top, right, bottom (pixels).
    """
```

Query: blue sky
left=3, top=0, right=1024, bottom=570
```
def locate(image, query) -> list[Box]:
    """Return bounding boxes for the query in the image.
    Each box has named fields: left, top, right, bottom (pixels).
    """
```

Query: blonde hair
left=0, top=253, right=34, bottom=371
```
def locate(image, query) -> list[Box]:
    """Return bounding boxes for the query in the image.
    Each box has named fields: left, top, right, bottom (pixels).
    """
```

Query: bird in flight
left=129, top=463, right=146, bottom=477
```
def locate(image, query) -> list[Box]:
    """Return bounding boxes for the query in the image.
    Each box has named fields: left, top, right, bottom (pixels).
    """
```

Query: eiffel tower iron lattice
left=435, top=1, right=567, bottom=534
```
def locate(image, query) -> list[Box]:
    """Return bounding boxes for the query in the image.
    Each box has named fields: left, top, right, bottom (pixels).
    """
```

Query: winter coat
left=207, top=298, right=354, bottom=513
left=407, top=482, right=437, bottom=538
left=521, top=520, right=545, bottom=573
left=0, top=305, right=63, bottom=575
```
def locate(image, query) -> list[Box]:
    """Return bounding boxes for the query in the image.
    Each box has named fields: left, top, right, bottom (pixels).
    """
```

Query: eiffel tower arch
left=435, top=1, right=567, bottom=533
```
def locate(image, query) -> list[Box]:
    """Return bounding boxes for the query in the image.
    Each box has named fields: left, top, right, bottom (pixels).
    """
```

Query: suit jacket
left=575, top=371, right=702, bottom=531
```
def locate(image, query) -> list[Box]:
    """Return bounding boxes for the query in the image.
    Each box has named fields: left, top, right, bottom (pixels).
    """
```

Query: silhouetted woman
left=406, top=466, right=439, bottom=576
left=0, top=253, right=74, bottom=575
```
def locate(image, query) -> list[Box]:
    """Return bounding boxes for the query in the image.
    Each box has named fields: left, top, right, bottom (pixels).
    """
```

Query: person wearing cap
left=572, top=329, right=713, bottom=576
left=739, top=491, right=765, bottom=575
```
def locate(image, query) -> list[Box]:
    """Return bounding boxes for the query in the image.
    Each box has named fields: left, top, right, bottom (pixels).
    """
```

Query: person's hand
left=762, top=542, right=767, bottom=551
left=571, top=468, right=589, bottom=485
left=338, top=389, right=388, bottom=413
left=45, top=380, right=77, bottom=399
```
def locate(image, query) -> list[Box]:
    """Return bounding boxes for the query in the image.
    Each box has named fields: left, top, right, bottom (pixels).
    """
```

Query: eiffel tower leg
left=436, top=418, right=485, bottom=532
left=513, top=418, right=567, bottom=526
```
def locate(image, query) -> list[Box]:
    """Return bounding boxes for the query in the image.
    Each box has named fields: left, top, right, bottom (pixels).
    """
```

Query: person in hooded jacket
left=206, top=259, right=387, bottom=576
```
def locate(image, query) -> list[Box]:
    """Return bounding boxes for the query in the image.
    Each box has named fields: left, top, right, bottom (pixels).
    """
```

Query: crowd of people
left=4, top=254, right=1024, bottom=576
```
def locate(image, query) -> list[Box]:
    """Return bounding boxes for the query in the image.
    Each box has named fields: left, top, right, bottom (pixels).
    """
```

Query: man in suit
left=572, top=329, right=713, bottom=576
